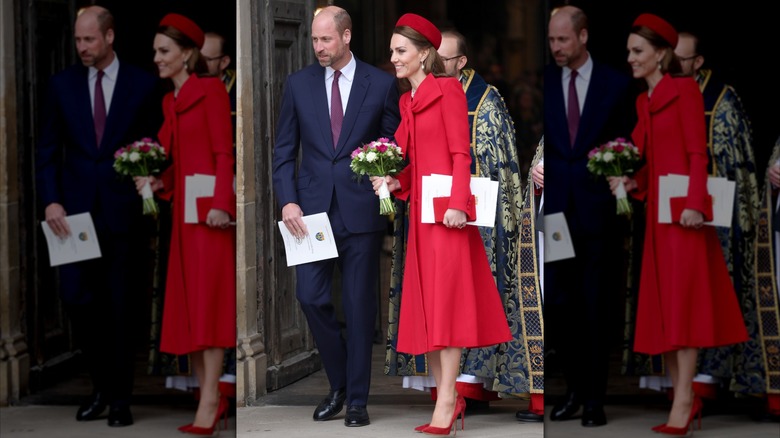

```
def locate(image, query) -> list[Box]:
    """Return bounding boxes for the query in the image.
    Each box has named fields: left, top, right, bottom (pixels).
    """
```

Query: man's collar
left=326, top=51, right=356, bottom=81
left=89, top=52, right=119, bottom=79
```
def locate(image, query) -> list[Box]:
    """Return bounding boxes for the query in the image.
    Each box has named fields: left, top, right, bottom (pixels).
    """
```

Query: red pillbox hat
left=159, top=13, right=205, bottom=49
left=633, top=13, right=678, bottom=48
left=395, top=13, right=442, bottom=50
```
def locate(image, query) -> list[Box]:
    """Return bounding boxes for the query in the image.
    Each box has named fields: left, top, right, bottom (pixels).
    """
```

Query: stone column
left=235, top=0, right=267, bottom=407
left=0, top=0, right=29, bottom=407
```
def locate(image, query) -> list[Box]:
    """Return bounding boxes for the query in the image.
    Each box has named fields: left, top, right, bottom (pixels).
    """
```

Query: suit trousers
left=545, top=225, right=623, bottom=406
left=295, top=194, right=383, bottom=407
left=60, top=217, right=145, bottom=407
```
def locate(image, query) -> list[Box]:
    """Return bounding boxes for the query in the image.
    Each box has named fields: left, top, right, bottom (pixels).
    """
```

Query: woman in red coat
left=611, top=14, right=747, bottom=435
left=373, top=14, right=511, bottom=435
left=136, top=14, right=235, bottom=435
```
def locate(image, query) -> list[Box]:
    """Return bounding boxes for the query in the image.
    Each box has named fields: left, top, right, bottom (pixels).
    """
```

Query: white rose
left=129, top=151, right=141, bottom=162
left=121, top=151, right=129, bottom=160
left=602, top=151, right=614, bottom=162
left=366, top=151, right=377, bottom=162
left=358, top=152, right=366, bottom=160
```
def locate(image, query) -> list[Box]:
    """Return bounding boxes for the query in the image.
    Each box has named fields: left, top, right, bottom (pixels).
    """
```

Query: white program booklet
left=543, top=212, right=575, bottom=262
left=184, top=174, right=216, bottom=223
left=40, top=212, right=102, bottom=266
left=277, top=212, right=339, bottom=266
left=420, top=174, right=498, bottom=227
left=658, top=174, right=735, bottom=227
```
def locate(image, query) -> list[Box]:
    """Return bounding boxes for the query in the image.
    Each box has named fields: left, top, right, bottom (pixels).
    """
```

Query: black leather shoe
left=549, top=393, right=581, bottom=421
left=75, top=393, right=107, bottom=421
left=515, top=410, right=544, bottom=422
left=344, top=405, right=370, bottom=427
left=313, top=388, right=346, bottom=421
left=107, top=405, right=134, bottom=427
left=581, top=405, right=607, bottom=427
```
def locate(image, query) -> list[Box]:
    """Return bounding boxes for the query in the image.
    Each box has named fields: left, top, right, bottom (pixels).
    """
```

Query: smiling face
left=311, top=12, right=351, bottom=70
left=153, top=33, right=191, bottom=82
left=390, top=33, right=428, bottom=84
left=627, top=33, right=665, bottom=83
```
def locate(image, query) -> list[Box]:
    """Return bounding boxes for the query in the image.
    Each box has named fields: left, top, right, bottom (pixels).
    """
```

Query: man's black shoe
left=75, top=393, right=107, bottom=421
left=313, top=388, right=346, bottom=421
left=344, top=405, right=370, bottom=427
left=515, top=410, right=544, bottom=422
left=549, top=393, right=581, bottom=421
left=107, top=405, right=134, bottom=427
left=581, top=404, right=607, bottom=427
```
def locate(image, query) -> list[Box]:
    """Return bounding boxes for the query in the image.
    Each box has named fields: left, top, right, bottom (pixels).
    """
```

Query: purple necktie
left=331, top=70, right=343, bottom=148
left=94, top=69, right=106, bottom=148
left=567, top=69, right=579, bottom=147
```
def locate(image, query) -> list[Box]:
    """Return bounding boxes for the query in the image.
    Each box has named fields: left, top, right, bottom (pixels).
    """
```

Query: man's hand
left=769, top=160, right=780, bottom=188
left=45, top=203, right=71, bottom=238
left=282, top=203, right=308, bottom=239
left=532, top=162, right=544, bottom=189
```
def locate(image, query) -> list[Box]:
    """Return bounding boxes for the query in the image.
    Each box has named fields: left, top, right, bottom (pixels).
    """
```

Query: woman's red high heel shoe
left=185, top=395, right=229, bottom=436
left=658, top=396, right=703, bottom=436
left=421, top=395, right=466, bottom=436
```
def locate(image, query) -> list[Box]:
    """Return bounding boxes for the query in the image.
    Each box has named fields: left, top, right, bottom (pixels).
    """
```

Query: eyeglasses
left=204, top=54, right=226, bottom=63
left=677, top=55, right=699, bottom=62
left=441, top=55, right=464, bottom=63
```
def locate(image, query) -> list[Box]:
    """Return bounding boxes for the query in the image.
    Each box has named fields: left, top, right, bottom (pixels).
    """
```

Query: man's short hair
left=206, top=31, right=226, bottom=54
left=441, top=29, right=468, bottom=58
left=77, top=6, right=115, bottom=35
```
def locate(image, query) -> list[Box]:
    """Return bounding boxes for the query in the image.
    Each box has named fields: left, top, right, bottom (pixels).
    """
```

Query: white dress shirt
left=325, top=52, right=356, bottom=117
left=562, top=53, right=593, bottom=115
left=88, top=54, right=119, bottom=116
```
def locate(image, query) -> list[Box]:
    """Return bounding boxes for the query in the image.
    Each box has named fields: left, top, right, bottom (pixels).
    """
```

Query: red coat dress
left=393, top=74, right=511, bottom=355
left=630, top=74, right=747, bottom=355
left=157, top=75, right=236, bottom=355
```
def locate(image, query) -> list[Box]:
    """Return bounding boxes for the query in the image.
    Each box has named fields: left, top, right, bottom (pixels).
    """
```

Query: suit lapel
left=336, top=61, right=368, bottom=155
left=308, top=67, right=334, bottom=150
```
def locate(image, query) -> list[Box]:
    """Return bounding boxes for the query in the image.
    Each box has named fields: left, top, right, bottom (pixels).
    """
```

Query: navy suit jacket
left=272, top=58, right=401, bottom=234
left=544, top=60, right=634, bottom=235
left=36, top=62, right=160, bottom=235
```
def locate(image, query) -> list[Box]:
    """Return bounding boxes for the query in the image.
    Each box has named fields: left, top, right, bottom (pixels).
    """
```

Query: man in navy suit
left=36, top=6, right=159, bottom=427
left=543, top=5, right=634, bottom=427
left=272, top=5, right=400, bottom=428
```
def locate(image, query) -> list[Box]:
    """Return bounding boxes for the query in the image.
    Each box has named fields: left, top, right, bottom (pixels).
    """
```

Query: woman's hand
left=679, top=208, right=704, bottom=229
left=370, top=175, right=400, bottom=194
left=443, top=208, right=467, bottom=229
left=133, top=175, right=163, bottom=194
left=607, top=175, right=637, bottom=194
left=206, top=208, right=231, bottom=229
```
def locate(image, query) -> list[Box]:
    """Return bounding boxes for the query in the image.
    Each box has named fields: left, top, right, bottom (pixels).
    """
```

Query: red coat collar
left=646, top=74, right=680, bottom=114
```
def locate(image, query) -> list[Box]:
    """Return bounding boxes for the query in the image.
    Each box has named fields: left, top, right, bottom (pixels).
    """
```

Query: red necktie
left=330, top=70, right=343, bottom=148
left=94, top=69, right=106, bottom=148
left=567, top=69, right=579, bottom=147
